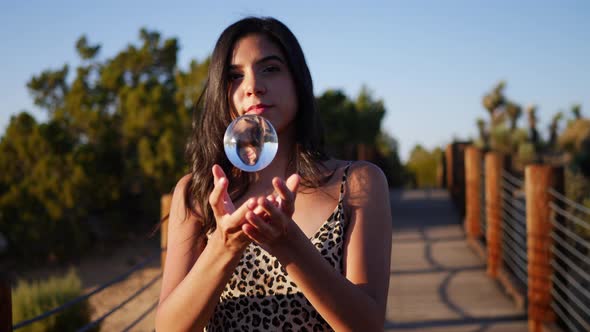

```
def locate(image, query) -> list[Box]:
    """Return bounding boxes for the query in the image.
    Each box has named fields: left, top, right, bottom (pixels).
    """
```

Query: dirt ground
left=82, top=240, right=162, bottom=332
left=11, top=236, right=162, bottom=332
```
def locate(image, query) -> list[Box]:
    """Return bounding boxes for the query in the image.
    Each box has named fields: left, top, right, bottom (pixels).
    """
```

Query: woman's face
left=235, top=119, right=262, bottom=166
left=228, top=34, right=297, bottom=134
left=238, top=143, right=260, bottom=165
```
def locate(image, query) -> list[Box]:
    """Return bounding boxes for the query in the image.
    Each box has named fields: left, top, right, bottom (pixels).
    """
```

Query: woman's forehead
left=230, top=34, right=284, bottom=66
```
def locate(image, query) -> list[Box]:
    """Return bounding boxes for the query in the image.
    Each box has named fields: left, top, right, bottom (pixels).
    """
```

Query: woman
left=237, top=140, right=260, bottom=166
left=235, top=116, right=263, bottom=166
left=156, top=17, right=392, bottom=331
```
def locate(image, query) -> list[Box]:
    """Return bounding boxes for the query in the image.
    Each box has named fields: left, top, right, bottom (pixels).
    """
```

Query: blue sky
left=1, top=0, right=588, bottom=161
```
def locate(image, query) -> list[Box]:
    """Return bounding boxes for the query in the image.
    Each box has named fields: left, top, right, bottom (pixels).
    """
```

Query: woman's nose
left=244, top=73, right=267, bottom=96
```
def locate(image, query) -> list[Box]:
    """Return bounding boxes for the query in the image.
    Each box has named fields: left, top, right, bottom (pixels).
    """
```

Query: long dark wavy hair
left=185, top=17, right=330, bottom=236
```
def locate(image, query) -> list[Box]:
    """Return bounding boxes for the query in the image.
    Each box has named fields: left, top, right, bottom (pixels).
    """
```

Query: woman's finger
left=285, top=173, right=300, bottom=199
left=212, top=165, right=235, bottom=212
left=246, top=210, right=276, bottom=234
left=212, top=164, right=227, bottom=183
left=272, top=178, right=292, bottom=205
left=272, top=176, right=298, bottom=216
left=246, top=195, right=272, bottom=219
left=258, top=196, right=289, bottom=227
left=227, top=197, right=256, bottom=229
left=242, top=222, right=267, bottom=244
left=252, top=204, right=267, bottom=217
left=257, top=197, right=290, bottom=238
left=244, top=211, right=274, bottom=241
left=266, top=194, right=277, bottom=205
left=208, top=177, right=228, bottom=219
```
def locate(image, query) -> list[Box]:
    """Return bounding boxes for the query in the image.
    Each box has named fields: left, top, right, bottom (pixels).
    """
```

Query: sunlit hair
left=185, top=17, right=330, bottom=235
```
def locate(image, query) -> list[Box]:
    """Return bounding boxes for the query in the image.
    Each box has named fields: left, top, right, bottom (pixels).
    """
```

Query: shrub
left=517, top=142, right=536, bottom=166
left=406, top=145, right=442, bottom=188
left=11, top=268, right=98, bottom=332
left=565, top=168, right=590, bottom=239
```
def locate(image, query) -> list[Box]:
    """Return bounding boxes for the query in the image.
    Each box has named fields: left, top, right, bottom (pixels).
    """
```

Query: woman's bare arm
left=155, top=171, right=253, bottom=331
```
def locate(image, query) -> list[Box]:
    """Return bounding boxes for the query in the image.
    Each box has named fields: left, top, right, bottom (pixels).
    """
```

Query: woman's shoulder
left=169, top=174, right=202, bottom=226
left=172, top=174, right=192, bottom=206
left=325, top=159, right=387, bottom=185
left=325, top=160, right=389, bottom=203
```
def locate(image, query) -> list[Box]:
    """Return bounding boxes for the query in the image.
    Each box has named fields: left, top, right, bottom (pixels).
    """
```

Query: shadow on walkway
left=385, top=189, right=527, bottom=332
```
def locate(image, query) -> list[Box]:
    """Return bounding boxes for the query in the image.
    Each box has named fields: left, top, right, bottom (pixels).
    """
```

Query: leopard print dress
left=205, top=163, right=352, bottom=332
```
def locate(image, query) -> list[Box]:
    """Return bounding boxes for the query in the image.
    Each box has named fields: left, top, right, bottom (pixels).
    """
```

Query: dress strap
left=337, top=162, right=353, bottom=204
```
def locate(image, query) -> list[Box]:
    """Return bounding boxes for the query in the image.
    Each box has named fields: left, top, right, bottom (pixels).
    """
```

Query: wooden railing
left=453, top=144, right=590, bottom=332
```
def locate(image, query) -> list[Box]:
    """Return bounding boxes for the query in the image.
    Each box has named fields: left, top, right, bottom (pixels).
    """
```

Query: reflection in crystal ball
left=223, top=115, right=278, bottom=172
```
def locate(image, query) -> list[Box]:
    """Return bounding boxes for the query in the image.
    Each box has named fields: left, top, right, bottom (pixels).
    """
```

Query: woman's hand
left=208, top=164, right=256, bottom=254
left=242, top=174, right=300, bottom=253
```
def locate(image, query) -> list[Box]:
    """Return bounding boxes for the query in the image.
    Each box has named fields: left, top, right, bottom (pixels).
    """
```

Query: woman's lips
left=246, top=104, right=271, bottom=115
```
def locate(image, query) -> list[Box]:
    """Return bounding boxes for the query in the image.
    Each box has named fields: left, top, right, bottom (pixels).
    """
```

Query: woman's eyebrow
left=230, top=55, right=285, bottom=69
left=257, top=55, right=285, bottom=65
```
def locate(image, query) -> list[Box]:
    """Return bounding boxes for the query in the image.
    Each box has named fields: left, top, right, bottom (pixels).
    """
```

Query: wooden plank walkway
left=385, top=189, right=528, bottom=331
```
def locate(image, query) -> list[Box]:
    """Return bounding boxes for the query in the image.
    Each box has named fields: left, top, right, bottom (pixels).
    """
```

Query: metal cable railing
left=77, top=274, right=162, bottom=332
left=501, top=202, right=527, bottom=235
left=121, top=300, right=159, bottom=332
left=500, top=171, right=528, bottom=293
left=548, top=190, right=590, bottom=332
left=12, top=250, right=162, bottom=331
left=502, top=171, right=524, bottom=188
left=549, top=188, right=590, bottom=215
left=465, top=159, right=590, bottom=331
left=501, top=190, right=526, bottom=211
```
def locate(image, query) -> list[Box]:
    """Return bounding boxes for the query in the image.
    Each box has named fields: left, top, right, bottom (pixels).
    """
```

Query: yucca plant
left=548, top=111, right=564, bottom=151
left=475, top=118, right=489, bottom=150
left=489, top=124, right=512, bottom=155
left=504, top=101, right=522, bottom=131
left=482, top=81, right=506, bottom=120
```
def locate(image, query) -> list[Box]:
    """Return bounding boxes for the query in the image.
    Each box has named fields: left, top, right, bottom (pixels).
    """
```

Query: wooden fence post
left=445, top=144, right=454, bottom=195
left=161, top=194, right=172, bottom=271
left=446, top=142, right=470, bottom=216
left=485, top=152, right=504, bottom=278
left=465, top=146, right=482, bottom=240
left=0, top=273, right=11, bottom=332
left=438, top=152, right=447, bottom=189
left=525, top=165, right=561, bottom=332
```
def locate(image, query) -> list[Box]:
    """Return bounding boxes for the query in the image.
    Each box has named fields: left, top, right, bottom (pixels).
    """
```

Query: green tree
left=405, top=145, right=442, bottom=188
left=0, top=29, right=209, bottom=261
left=354, top=85, right=385, bottom=144
left=0, top=113, right=93, bottom=259
left=316, top=87, right=403, bottom=186
left=317, top=89, right=357, bottom=157
left=317, top=86, right=385, bottom=158
left=375, top=131, right=407, bottom=187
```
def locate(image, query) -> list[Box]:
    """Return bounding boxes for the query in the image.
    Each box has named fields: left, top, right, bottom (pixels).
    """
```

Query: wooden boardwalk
left=385, top=189, right=528, bottom=331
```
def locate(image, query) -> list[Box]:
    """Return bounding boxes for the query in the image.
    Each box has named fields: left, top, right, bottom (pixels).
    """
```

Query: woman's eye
left=229, top=72, right=243, bottom=81
left=263, top=65, right=280, bottom=73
